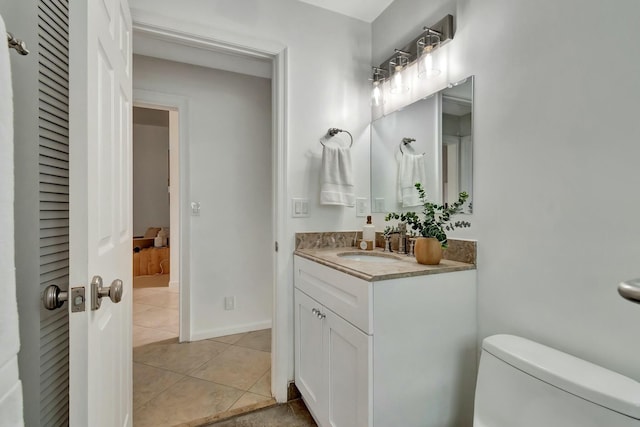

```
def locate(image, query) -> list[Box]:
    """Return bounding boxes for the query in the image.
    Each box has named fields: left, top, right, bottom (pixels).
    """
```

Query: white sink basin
left=337, top=252, right=401, bottom=263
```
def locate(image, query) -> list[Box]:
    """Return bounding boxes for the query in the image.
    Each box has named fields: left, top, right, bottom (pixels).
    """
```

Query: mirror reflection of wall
left=371, top=94, right=441, bottom=213
left=370, top=76, right=473, bottom=214
left=442, top=77, right=473, bottom=212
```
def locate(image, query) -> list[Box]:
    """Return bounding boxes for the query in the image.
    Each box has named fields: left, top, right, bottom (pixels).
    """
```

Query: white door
left=68, top=0, right=132, bottom=425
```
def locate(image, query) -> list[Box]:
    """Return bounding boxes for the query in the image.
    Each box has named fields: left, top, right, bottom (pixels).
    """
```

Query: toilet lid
left=483, top=334, right=640, bottom=420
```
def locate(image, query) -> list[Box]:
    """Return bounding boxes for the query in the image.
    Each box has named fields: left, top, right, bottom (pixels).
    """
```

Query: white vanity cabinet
left=294, top=254, right=477, bottom=427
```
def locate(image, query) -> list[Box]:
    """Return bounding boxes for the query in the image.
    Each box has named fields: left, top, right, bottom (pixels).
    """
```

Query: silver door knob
left=42, top=284, right=68, bottom=310
left=91, top=275, right=123, bottom=310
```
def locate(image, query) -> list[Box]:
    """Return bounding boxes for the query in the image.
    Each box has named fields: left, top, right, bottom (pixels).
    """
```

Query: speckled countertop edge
left=294, top=247, right=475, bottom=282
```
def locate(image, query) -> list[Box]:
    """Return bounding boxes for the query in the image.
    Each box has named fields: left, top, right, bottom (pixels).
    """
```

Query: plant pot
left=414, top=237, right=442, bottom=265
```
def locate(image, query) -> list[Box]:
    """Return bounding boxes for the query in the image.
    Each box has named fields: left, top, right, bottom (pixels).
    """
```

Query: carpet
left=133, top=274, right=170, bottom=288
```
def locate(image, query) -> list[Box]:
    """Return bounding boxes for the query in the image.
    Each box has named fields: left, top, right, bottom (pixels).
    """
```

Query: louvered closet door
left=38, top=0, right=70, bottom=425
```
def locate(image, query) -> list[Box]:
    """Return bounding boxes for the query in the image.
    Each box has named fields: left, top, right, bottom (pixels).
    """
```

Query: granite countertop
left=294, top=247, right=475, bottom=282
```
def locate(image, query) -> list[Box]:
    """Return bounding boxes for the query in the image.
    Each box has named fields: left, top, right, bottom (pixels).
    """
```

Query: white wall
left=130, top=0, right=372, bottom=234
left=133, top=121, right=170, bottom=237
left=134, top=55, right=274, bottom=338
left=374, top=0, right=640, bottom=381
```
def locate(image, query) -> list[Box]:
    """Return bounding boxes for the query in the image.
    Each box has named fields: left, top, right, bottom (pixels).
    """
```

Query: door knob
left=91, top=275, right=123, bottom=310
left=42, top=284, right=68, bottom=310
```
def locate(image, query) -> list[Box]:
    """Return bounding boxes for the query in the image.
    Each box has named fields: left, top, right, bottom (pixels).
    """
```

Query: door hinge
left=275, top=241, right=279, bottom=252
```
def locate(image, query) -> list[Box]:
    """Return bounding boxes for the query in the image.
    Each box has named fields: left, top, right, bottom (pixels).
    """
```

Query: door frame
left=132, top=93, right=189, bottom=340
left=131, top=15, right=289, bottom=402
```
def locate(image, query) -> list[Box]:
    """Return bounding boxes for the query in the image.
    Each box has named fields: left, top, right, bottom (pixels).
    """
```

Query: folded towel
left=397, top=153, right=427, bottom=207
left=320, top=145, right=355, bottom=207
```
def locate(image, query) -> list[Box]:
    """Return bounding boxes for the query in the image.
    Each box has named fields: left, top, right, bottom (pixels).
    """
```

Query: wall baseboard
left=189, top=319, right=272, bottom=342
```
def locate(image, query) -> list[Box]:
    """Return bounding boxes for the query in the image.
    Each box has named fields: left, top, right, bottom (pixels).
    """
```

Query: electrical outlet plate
left=356, top=198, right=368, bottom=217
left=292, top=198, right=309, bottom=218
left=374, top=198, right=385, bottom=212
left=224, top=296, right=235, bottom=310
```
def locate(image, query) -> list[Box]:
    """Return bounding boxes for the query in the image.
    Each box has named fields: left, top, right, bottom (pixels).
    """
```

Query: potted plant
left=385, top=183, right=471, bottom=264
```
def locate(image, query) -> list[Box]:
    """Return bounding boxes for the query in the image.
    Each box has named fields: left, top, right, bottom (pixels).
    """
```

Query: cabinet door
left=295, top=289, right=326, bottom=423
left=325, top=310, right=372, bottom=427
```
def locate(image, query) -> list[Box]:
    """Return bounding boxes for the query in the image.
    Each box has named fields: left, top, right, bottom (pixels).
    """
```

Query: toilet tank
left=474, top=334, right=640, bottom=427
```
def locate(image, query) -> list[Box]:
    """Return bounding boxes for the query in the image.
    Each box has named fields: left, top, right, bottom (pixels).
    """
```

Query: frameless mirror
left=370, top=76, right=473, bottom=213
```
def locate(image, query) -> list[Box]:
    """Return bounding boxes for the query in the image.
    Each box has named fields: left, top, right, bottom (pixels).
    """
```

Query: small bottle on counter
left=361, top=215, right=375, bottom=251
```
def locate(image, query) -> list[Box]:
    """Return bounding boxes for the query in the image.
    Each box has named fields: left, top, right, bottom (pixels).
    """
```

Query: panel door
left=68, top=0, right=133, bottom=425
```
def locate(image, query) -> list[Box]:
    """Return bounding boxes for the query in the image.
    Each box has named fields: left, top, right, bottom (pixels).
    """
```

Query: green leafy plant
left=385, top=183, right=471, bottom=248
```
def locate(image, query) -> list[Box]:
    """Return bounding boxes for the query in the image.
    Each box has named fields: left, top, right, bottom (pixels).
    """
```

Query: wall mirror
left=370, top=76, right=473, bottom=214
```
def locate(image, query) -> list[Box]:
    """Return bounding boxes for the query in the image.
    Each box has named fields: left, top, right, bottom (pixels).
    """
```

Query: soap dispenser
left=362, top=215, right=375, bottom=251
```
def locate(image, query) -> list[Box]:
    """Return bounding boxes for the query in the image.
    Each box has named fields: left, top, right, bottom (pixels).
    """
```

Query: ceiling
left=297, top=0, right=395, bottom=23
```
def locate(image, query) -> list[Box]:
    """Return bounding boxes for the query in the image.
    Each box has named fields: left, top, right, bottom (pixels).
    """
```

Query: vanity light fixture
left=417, top=28, right=441, bottom=79
left=389, top=50, right=410, bottom=94
left=372, top=14, right=454, bottom=96
left=371, top=67, right=387, bottom=107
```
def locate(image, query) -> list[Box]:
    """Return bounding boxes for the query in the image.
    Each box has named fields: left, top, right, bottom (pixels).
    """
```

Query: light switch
left=356, top=198, right=368, bottom=217
left=374, top=198, right=385, bottom=212
left=292, top=198, right=309, bottom=218
left=191, top=201, right=201, bottom=216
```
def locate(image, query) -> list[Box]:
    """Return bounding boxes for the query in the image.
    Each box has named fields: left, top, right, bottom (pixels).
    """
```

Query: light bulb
left=390, top=65, right=408, bottom=94
left=417, top=37, right=441, bottom=79
left=371, top=81, right=383, bottom=107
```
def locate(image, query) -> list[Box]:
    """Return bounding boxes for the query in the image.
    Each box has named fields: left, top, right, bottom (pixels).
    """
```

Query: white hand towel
left=320, top=145, right=355, bottom=207
left=0, top=13, right=24, bottom=427
left=397, top=153, right=427, bottom=207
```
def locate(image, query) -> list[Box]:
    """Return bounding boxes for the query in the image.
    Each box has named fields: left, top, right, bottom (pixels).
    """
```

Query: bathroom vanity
left=293, top=244, right=477, bottom=427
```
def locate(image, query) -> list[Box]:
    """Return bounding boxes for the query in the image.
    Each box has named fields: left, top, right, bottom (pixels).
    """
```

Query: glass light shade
left=371, top=80, right=385, bottom=107
left=417, top=34, right=441, bottom=79
left=389, top=57, right=409, bottom=94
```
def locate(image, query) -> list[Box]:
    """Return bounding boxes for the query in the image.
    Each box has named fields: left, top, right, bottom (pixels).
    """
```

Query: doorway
left=131, top=105, right=179, bottom=347
left=130, top=53, right=276, bottom=425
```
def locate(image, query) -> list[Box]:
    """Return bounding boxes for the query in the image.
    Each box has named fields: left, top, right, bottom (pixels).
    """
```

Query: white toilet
left=474, top=334, right=640, bottom=426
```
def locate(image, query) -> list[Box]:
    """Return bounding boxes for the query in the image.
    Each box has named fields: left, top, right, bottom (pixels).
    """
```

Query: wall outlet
left=356, top=198, right=368, bottom=217
left=224, top=296, right=235, bottom=310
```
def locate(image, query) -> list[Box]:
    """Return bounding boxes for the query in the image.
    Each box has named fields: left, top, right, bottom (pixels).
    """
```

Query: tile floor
left=205, top=399, right=317, bottom=427
left=133, top=285, right=274, bottom=426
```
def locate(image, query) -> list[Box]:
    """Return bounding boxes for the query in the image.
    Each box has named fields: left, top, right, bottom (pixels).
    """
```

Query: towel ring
left=320, top=128, right=353, bottom=148
left=399, top=137, right=425, bottom=156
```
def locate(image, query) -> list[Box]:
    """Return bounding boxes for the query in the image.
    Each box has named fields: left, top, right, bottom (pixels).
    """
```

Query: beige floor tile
left=189, top=345, right=270, bottom=390
left=134, top=289, right=179, bottom=309
left=133, top=325, right=178, bottom=348
left=248, top=370, right=271, bottom=397
left=134, top=338, right=229, bottom=374
left=235, top=329, right=271, bottom=352
left=133, top=376, right=244, bottom=427
left=133, top=362, right=184, bottom=409
left=133, top=306, right=179, bottom=334
left=208, top=332, right=248, bottom=345
left=133, top=287, right=165, bottom=302
left=229, top=392, right=274, bottom=411
left=133, top=303, right=154, bottom=314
